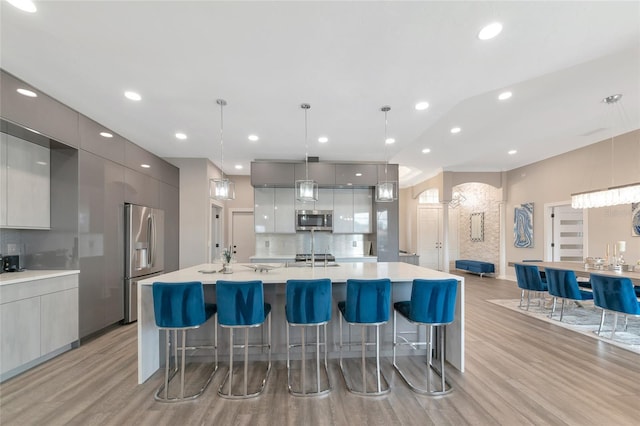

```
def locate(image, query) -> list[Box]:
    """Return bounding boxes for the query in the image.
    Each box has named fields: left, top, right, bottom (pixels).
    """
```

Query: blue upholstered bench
left=455, top=260, right=495, bottom=277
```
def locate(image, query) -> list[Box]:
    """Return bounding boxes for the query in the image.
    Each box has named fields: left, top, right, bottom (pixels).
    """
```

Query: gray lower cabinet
left=0, top=273, right=79, bottom=381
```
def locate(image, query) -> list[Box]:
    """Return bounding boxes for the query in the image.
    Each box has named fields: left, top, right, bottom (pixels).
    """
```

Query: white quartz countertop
left=0, top=270, right=80, bottom=286
left=139, top=262, right=463, bottom=285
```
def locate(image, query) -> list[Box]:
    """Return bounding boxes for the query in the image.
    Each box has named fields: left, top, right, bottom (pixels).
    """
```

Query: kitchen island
left=137, top=262, right=464, bottom=384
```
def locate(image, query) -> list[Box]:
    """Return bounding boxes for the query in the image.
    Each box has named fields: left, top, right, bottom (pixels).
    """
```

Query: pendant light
left=210, top=98, right=235, bottom=201
left=376, top=105, right=397, bottom=202
left=295, top=103, right=318, bottom=202
left=571, top=94, right=640, bottom=208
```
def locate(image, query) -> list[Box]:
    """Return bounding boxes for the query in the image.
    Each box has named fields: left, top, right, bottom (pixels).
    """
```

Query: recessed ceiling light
left=235, top=164, right=243, bottom=170
left=36, top=161, right=47, bottom=166
left=318, top=136, right=329, bottom=143
left=498, top=91, right=512, bottom=101
left=17, top=88, right=37, bottom=97
left=508, top=150, right=517, bottom=155
left=415, top=101, right=429, bottom=111
left=124, top=91, right=142, bottom=101
left=140, top=164, right=151, bottom=168
left=7, top=0, right=37, bottom=13
left=385, top=138, right=395, bottom=144
left=450, top=127, right=461, bottom=134
left=248, top=134, right=259, bottom=141
left=422, top=148, right=431, bottom=154
left=478, top=22, right=503, bottom=40
left=355, top=173, right=363, bottom=177
left=175, top=132, right=187, bottom=140
left=99, top=132, right=113, bottom=138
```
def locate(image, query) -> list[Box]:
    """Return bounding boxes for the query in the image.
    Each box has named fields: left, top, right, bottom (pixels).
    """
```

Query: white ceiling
left=1, top=1, right=639, bottom=187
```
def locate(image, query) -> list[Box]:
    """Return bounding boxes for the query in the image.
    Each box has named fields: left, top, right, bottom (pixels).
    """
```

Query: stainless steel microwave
left=296, top=210, right=333, bottom=231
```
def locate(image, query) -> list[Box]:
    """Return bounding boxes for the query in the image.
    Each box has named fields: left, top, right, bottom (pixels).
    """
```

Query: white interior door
left=417, top=206, right=443, bottom=270
left=552, top=205, right=584, bottom=262
left=231, top=210, right=255, bottom=263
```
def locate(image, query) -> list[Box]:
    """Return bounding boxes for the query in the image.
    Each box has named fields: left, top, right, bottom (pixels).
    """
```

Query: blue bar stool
left=545, top=268, right=593, bottom=321
left=216, top=280, right=271, bottom=399
left=590, top=274, right=640, bottom=339
left=285, top=278, right=332, bottom=396
left=393, top=279, right=457, bottom=395
left=338, top=278, right=391, bottom=396
left=514, top=263, right=548, bottom=310
left=152, top=281, right=217, bottom=402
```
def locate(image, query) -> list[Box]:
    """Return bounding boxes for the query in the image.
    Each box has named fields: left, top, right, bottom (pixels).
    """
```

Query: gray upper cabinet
left=1, top=71, right=79, bottom=148
left=294, top=162, right=336, bottom=186
left=124, top=141, right=179, bottom=187
left=335, top=164, right=378, bottom=186
left=79, top=115, right=125, bottom=165
left=377, top=163, right=399, bottom=182
left=251, top=162, right=295, bottom=187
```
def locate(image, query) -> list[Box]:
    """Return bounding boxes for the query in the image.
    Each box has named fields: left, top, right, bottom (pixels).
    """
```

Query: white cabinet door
left=333, top=189, right=353, bottom=233
left=353, top=188, right=372, bottom=233
left=274, top=188, right=295, bottom=233
left=41, top=288, right=79, bottom=354
left=315, top=189, right=334, bottom=211
left=5, top=134, right=50, bottom=228
left=254, top=188, right=275, bottom=233
left=0, top=297, right=41, bottom=374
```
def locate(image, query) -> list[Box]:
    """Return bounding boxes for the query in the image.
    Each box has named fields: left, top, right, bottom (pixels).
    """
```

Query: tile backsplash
left=255, top=233, right=373, bottom=257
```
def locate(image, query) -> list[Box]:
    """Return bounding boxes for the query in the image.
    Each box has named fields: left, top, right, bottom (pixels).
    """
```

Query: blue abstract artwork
left=514, top=202, right=534, bottom=248
left=632, top=203, right=640, bottom=237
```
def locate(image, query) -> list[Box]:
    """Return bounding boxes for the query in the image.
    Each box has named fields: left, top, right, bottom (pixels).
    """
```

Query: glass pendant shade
left=375, top=181, right=397, bottom=202
left=210, top=178, right=235, bottom=201
left=571, top=183, right=640, bottom=208
left=296, top=179, right=318, bottom=202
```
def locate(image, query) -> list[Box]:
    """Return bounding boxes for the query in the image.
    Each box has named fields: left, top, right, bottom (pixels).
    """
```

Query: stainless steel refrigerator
left=124, top=203, right=164, bottom=323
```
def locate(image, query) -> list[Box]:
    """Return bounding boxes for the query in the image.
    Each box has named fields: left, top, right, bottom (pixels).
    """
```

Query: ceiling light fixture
left=385, top=138, right=395, bottom=145
left=175, top=132, right=187, bottom=140
left=376, top=105, right=397, bottom=202
left=422, top=148, right=431, bottom=154
left=508, top=150, right=517, bottom=155
left=295, top=103, right=318, bottom=202
left=571, top=94, right=640, bottom=208
left=415, top=101, right=429, bottom=111
left=124, top=91, right=141, bottom=101
left=140, top=164, right=150, bottom=169
left=248, top=134, right=259, bottom=141
left=450, top=127, right=461, bottom=134
left=498, top=91, right=512, bottom=100
left=235, top=164, right=243, bottom=170
left=478, top=22, right=503, bottom=40
left=7, top=0, right=36, bottom=13
left=318, top=136, right=328, bottom=143
left=210, top=99, right=235, bottom=201
left=99, top=132, right=113, bottom=138
left=17, top=88, right=37, bottom=97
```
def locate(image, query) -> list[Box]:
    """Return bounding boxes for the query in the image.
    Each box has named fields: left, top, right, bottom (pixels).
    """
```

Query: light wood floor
left=2, top=275, right=640, bottom=425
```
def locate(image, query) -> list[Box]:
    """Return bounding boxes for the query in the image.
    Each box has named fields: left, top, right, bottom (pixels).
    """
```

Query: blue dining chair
left=590, top=274, right=640, bottom=339
left=152, top=281, right=217, bottom=402
left=544, top=268, right=593, bottom=321
left=514, top=263, right=548, bottom=310
left=393, top=278, right=458, bottom=395
left=216, top=280, right=271, bottom=399
left=338, top=278, right=391, bottom=396
left=285, top=278, right=332, bottom=396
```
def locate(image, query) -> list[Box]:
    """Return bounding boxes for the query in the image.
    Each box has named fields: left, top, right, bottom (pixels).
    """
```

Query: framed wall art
left=514, top=202, right=534, bottom=248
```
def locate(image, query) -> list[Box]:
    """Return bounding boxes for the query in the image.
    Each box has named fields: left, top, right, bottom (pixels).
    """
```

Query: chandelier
left=210, top=98, right=235, bottom=201
left=375, top=105, right=397, bottom=202
left=571, top=94, right=639, bottom=208
left=295, top=103, right=318, bottom=202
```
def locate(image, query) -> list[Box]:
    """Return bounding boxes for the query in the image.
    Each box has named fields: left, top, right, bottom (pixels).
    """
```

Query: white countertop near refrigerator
left=0, top=270, right=80, bottom=286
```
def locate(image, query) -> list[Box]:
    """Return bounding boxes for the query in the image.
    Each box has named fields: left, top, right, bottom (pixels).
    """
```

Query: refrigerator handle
left=147, top=215, right=153, bottom=267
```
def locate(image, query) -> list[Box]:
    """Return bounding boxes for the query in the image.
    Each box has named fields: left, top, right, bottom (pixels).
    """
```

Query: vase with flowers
left=221, top=246, right=234, bottom=274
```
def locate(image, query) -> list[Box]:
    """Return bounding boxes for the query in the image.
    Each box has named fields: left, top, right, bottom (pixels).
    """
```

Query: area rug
left=488, top=298, right=640, bottom=355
